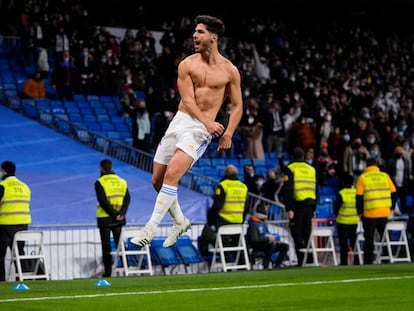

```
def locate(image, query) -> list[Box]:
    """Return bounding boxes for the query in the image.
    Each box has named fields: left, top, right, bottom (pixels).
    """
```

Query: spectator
left=386, top=146, right=411, bottom=214
left=51, top=50, right=75, bottom=101
left=247, top=201, right=289, bottom=269
left=318, top=110, right=335, bottom=148
left=151, top=110, right=174, bottom=150
left=121, top=87, right=151, bottom=152
left=283, top=147, right=318, bottom=266
left=305, top=148, right=317, bottom=167
left=343, top=136, right=370, bottom=179
left=53, top=26, right=70, bottom=64
left=243, top=164, right=260, bottom=195
left=356, top=157, right=397, bottom=264
left=260, top=169, right=284, bottom=203
left=316, top=144, right=337, bottom=186
left=333, top=174, right=359, bottom=265
left=290, top=115, right=317, bottom=153
left=0, top=161, right=31, bottom=281
left=283, top=103, right=302, bottom=153
left=262, top=100, right=286, bottom=153
left=74, top=46, right=96, bottom=97
left=36, top=47, right=50, bottom=79
left=93, top=52, right=113, bottom=96
left=94, top=158, right=130, bottom=277
left=200, top=164, right=249, bottom=258
left=21, top=70, right=46, bottom=100
left=238, top=96, right=265, bottom=160
left=369, top=144, right=386, bottom=172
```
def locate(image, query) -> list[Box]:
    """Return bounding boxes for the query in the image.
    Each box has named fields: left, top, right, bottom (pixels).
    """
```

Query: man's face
left=193, top=24, right=215, bottom=53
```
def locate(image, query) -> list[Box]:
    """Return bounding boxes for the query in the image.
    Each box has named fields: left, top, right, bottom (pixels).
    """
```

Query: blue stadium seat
left=96, top=114, right=110, bottom=122
left=190, top=167, right=204, bottom=175
left=86, top=95, right=100, bottom=101
left=73, top=94, right=86, bottom=102
left=69, top=113, right=83, bottom=123
left=252, top=159, right=266, bottom=167
left=100, top=95, right=113, bottom=102
left=114, top=123, right=129, bottom=132
left=225, top=158, right=239, bottom=167
left=83, top=114, right=97, bottom=123
left=150, top=237, right=182, bottom=274
left=111, top=116, right=124, bottom=124
left=195, top=157, right=212, bottom=167
left=239, top=159, right=253, bottom=167
left=22, top=104, right=40, bottom=119
left=66, top=106, right=80, bottom=114
left=100, top=122, right=115, bottom=131
left=90, top=99, right=103, bottom=108
left=35, top=99, right=50, bottom=111
left=175, top=235, right=204, bottom=266
left=211, top=158, right=225, bottom=167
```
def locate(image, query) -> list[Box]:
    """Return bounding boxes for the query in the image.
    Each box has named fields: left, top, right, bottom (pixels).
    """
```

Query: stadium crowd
left=1, top=0, right=414, bottom=200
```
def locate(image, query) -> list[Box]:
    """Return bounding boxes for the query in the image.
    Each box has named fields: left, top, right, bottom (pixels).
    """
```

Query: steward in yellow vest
left=355, top=157, right=397, bottom=264
left=201, top=164, right=248, bottom=262
left=94, top=159, right=130, bottom=277
left=210, top=164, right=248, bottom=227
left=283, top=147, right=318, bottom=266
left=334, top=174, right=359, bottom=265
left=0, top=161, right=32, bottom=281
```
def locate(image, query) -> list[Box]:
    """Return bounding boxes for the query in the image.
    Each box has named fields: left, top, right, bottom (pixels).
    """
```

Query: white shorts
left=153, top=111, right=212, bottom=165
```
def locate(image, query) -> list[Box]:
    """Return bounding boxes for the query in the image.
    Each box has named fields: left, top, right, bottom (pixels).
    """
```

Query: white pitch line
left=1, top=275, right=413, bottom=303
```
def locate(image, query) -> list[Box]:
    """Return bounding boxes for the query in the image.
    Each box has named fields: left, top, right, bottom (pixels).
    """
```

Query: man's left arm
left=218, top=65, right=243, bottom=152
left=119, top=189, right=131, bottom=216
left=388, top=176, right=398, bottom=210
left=211, top=185, right=225, bottom=213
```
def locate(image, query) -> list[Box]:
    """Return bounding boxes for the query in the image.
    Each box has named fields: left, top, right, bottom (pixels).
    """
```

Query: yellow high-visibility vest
left=96, top=174, right=127, bottom=218
left=218, top=179, right=248, bottom=223
left=359, top=171, right=392, bottom=210
left=0, top=177, right=31, bottom=225
left=287, top=162, right=316, bottom=201
left=336, top=188, right=359, bottom=225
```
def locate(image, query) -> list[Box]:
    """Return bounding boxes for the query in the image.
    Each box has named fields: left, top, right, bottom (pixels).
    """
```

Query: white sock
left=147, top=184, right=177, bottom=230
left=169, top=198, right=185, bottom=224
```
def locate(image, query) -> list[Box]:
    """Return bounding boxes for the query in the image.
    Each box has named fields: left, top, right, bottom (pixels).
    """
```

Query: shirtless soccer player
left=131, top=15, right=243, bottom=248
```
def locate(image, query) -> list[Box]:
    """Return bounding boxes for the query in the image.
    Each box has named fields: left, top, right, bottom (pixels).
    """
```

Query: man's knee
left=152, top=177, right=162, bottom=192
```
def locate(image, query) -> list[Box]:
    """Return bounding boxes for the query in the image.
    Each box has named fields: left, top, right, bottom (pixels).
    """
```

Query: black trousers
left=362, top=217, right=387, bottom=264
left=337, top=223, right=358, bottom=265
left=98, top=225, right=122, bottom=277
left=289, top=206, right=314, bottom=266
left=0, top=224, right=28, bottom=281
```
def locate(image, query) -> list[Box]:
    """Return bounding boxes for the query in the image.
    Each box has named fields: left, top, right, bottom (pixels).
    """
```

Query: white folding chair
left=300, top=226, right=338, bottom=267
left=8, top=230, right=49, bottom=281
left=112, top=228, right=153, bottom=277
left=210, top=224, right=251, bottom=272
left=376, top=221, right=411, bottom=264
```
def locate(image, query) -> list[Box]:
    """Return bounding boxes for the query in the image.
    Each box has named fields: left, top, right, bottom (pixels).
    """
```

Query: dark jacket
left=95, top=171, right=131, bottom=227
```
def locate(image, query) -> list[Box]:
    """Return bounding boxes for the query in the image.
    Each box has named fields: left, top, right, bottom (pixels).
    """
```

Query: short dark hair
left=366, top=157, right=377, bottom=167
left=1, top=161, right=16, bottom=175
left=100, top=158, right=112, bottom=172
left=292, top=147, right=305, bottom=161
left=195, top=15, right=225, bottom=37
